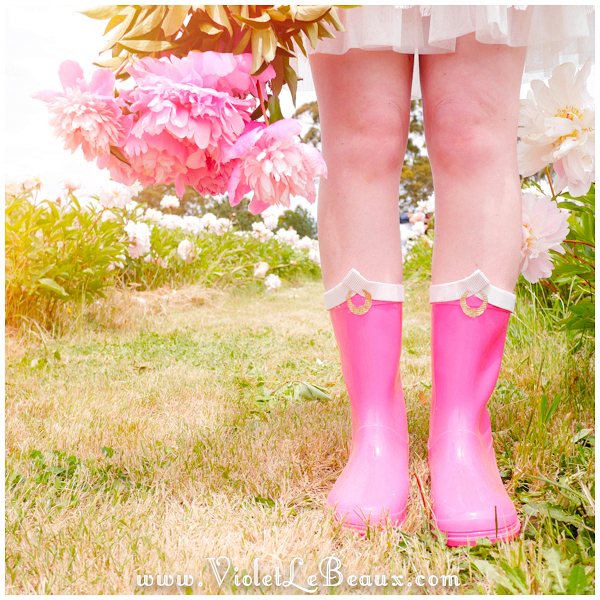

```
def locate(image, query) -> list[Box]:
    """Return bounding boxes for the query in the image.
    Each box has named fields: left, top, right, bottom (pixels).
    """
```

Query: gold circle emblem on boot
left=460, top=290, right=488, bottom=318
left=346, top=289, right=372, bottom=315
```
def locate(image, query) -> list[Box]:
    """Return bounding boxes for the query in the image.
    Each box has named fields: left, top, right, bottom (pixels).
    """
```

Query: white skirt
left=298, top=5, right=595, bottom=98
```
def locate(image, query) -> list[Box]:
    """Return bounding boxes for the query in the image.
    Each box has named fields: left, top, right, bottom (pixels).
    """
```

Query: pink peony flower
left=176, top=153, right=236, bottom=197
left=227, top=119, right=328, bottom=214
left=520, top=193, right=570, bottom=283
left=32, top=61, right=130, bottom=161
left=127, top=52, right=275, bottom=98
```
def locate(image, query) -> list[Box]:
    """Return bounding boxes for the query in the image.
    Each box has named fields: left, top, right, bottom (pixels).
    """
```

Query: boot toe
left=429, top=431, right=520, bottom=545
left=327, top=426, right=409, bottom=530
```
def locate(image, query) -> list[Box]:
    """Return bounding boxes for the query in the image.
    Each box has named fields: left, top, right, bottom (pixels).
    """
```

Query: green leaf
left=38, top=278, right=69, bottom=297
left=567, top=565, right=588, bottom=595
left=293, top=382, right=332, bottom=402
left=268, top=94, right=284, bottom=123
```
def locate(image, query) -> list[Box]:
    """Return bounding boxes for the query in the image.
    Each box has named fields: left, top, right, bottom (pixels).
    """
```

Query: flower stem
left=257, top=85, right=270, bottom=126
left=564, top=239, right=595, bottom=249
left=545, top=166, right=556, bottom=198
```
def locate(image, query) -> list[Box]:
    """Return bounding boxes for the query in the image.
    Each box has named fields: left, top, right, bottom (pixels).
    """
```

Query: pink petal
left=58, top=60, right=85, bottom=91
left=90, top=68, right=116, bottom=97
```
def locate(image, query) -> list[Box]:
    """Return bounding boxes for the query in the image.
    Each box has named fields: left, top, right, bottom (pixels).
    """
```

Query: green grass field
left=5, top=278, right=595, bottom=594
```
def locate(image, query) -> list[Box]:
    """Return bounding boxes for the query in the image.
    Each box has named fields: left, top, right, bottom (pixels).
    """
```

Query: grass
left=4, top=277, right=595, bottom=594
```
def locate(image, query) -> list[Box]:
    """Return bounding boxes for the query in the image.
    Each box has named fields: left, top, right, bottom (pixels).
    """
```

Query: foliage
left=294, top=100, right=321, bottom=147
left=515, top=184, right=595, bottom=344
left=82, top=5, right=345, bottom=107
left=5, top=193, right=127, bottom=326
left=5, top=191, right=320, bottom=329
left=399, top=101, right=433, bottom=211
left=402, top=232, right=434, bottom=282
left=276, top=205, right=318, bottom=239
left=133, top=183, right=208, bottom=217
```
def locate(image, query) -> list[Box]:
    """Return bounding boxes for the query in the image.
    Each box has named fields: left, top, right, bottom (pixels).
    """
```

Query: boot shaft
left=330, top=298, right=407, bottom=436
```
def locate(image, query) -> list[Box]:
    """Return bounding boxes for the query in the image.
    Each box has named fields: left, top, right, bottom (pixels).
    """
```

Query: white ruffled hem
left=297, top=4, right=595, bottom=98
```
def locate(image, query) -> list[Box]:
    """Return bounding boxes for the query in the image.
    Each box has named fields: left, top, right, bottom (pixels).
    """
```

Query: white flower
left=145, top=208, right=164, bottom=223
left=5, top=175, right=41, bottom=196
left=214, top=218, right=232, bottom=236
left=412, top=220, right=426, bottom=236
left=275, top=227, right=300, bottom=247
left=520, top=192, right=570, bottom=283
left=254, top=261, right=269, bottom=278
left=416, top=193, right=435, bottom=214
left=177, top=239, right=197, bottom=262
left=308, top=248, right=321, bottom=265
left=517, top=59, right=595, bottom=196
left=297, top=236, right=314, bottom=250
left=63, top=178, right=81, bottom=191
left=264, top=274, right=282, bottom=292
left=252, top=221, right=274, bottom=242
left=160, top=214, right=185, bottom=231
left=262, top=211, right=279, bottom=231
left=99, top=181, right=136, bottom=209
left=160, top=194, right=180, bottom=209
left=182, top=215, right=205, bottom=235
left=124, top=220, right=151, bottom=258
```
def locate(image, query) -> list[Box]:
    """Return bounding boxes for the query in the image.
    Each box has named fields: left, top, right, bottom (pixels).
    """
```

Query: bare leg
left=309, top=49, right=414, bottom=290
left=420, top=34, right=527, bottom=291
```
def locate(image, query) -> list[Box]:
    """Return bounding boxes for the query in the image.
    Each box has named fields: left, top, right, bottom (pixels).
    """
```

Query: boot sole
left=333, top=505, right=408, bottom=533
left=437, top=518, right=521, bottom=547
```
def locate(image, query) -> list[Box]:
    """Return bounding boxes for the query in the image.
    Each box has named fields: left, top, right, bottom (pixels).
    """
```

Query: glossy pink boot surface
left=429, top=298, right=520, bottom=546
left=328, top=297, right=409, bottom=530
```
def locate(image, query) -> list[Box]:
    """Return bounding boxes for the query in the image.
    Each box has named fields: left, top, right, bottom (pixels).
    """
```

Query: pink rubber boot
left=324, top=269, right=409, bottom=530
left=428, top=270, right=520, bottom=546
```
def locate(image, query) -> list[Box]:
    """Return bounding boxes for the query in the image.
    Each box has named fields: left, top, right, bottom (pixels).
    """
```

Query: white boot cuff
left=429, top=270, right=516, bottom=312
left=324, top=269, right=405, bottom=310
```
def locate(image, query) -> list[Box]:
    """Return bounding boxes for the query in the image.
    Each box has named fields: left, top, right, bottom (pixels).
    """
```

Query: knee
left=323, top=110, right=409, bottom=180
left=425, top=95, right=516, bottom=172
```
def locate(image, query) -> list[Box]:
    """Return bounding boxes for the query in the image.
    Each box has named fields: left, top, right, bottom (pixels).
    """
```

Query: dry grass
left=5, top=278, right=594, bottom=594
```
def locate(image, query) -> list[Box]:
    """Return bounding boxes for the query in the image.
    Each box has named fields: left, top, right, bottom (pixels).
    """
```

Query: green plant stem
left=545, top=166, right=556, bottom=198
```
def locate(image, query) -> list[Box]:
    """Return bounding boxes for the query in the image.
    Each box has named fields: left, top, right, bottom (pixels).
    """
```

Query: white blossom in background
left=517, top=59, right=595, bottom=197
left=99, top=180, right=138, bottom=209
left=107, top=254, right=126, bottom=271
left=296, top=236, right=314, bottom=250
left=5, top=175, right=42, bottom=196
left=160, top=195, right=180, bottom=209
left=254, top=261, right=269, bottom=278
left=63, top=178, right=81, bottom=191
left=520, top=192, right=570, bottom=283
left=160, top=214, right=185, bottom=230
left=177, top=239, right=197, bottom=262
left=262, top=212, right=279, bottom=230
left=416, top=193, right=435, bottom=214
left=124, top=220, right=151, bottom=258
left=213, top=218, right=232, bottom=235
left=264, top=273, right=282, bottom=292
left=411, top=220, right=426, bottom=237
left=182, top=215, right=205, bottom=235
left=145, top=207, right=163, bottom=223
left=308, top=248, right=321, bottom=265
left=276, top=227, right=300, bottom=247
left=252, top=221, right=274, bottom=242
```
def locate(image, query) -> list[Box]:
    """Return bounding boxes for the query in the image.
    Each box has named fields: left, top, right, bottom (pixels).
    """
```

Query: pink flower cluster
left=33, top=52, right=327, bottom=212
